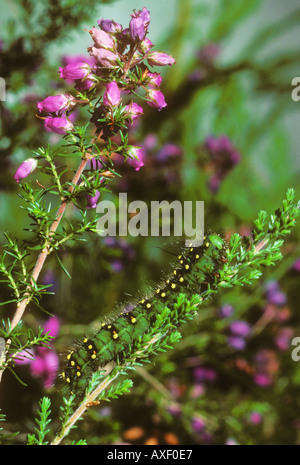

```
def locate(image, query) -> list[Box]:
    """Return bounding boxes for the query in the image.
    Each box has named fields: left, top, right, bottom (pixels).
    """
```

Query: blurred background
left=0, top=0, right=300, bottom=445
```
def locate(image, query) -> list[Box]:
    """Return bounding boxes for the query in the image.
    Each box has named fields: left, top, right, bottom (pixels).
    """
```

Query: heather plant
left=0, top=1, right=300, bottom=447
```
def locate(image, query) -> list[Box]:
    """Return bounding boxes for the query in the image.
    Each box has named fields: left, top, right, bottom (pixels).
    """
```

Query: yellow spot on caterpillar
left=156, top=289, right=161, bottom=294
left=173, top=270, right=177, bottom=275
left=76, top=371, right=81, bottom=377
left=185, top=264, right=190, bottom=270
left=91, top=353, right=97, bottom=360
left=131, top=317, right=137, bottom=324
left=146, top=303, right=151, bottom=308
left=179, top=260, right=184, bottom=265
left=171, top=283, right=176, bottom=289
left=161, top=292, right=166, bottom=298
left=66, top=377, right=71, bottom=383
left=112, top=331, right=118, bottom=339
left=83, top=338, right=88, bottom=343
left=179, top=277, right=184, bottom=282
left=67, top=351, right=74, bottom=360
left=139, top=299, right=145, bottom=304
left=206, top=242, right=209, bottom=247
left=190, top=247, right=194, bottom=252
left=88, top=344, right=93, bottom=350
left=203, top=236, right=206, bottom=240
left=195, top=254, right=200, bottom=259
left=61, top=371, right=65, bottom=378
left=166, top=279, right=170, bottom=284
left=178, top=255, right=182, bottom=260
left=70, top=360, right=75, bottom=366
left=107, top=325, right=112, bottom=329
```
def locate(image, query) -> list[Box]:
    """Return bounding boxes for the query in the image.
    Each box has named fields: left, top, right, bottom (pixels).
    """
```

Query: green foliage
left=0, top=0, right=300, bottom=448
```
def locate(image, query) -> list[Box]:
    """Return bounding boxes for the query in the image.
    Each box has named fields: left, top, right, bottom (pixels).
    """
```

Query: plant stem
left=0, top=158, right=89, bottom=384
left=51, top=362, right=117, bottom=445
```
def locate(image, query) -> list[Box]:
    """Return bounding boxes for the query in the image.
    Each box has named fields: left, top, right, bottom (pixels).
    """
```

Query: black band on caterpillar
left=60, top=234, right=227, bottom=396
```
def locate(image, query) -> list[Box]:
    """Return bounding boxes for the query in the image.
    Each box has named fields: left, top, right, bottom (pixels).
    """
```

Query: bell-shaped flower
left=147, top=51, right=176, bottom=67
left=129, top=7, right=150, bottom=41
left=89, top=47, right=119, bottom=68
left=127, top=146, right=145, bottom=171
left=103, top=81, right=121, bottom=107
left=59, top=62, right=91, bottom=80
left=146, top=88, right=167, bottom=111
left=37, top=94, right=76, bottom=114
left=14, top=158, right=38, bottom=183
left=44, top=116, right=74, bottom=134
left=88, top=27, right=115, bottom=51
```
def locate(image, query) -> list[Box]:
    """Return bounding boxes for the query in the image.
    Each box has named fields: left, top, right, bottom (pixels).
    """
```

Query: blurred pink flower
left=15, top=316, right=60, bottom=388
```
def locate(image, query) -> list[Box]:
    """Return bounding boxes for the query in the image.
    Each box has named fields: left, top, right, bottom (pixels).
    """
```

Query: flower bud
left=147, top=51, right=176, bottom=67
left=147, top=72, right=162, bottom=87
left=14, top=158, right=38, bottom=183
left=97, top=18, right=122, bottom=33
left=59, top=62, right=91, bottom=80
left=146, top=88, right=167, bottom=111
left=89, top=47, right=119, bottom=68
left=74, top=76, right=97, bottom=91
left=138, top=37, right=154, bottom=53
left=125, top=101, right=143, bottom=122
left=37, top=94, right=76, bottom=114
left=129, top=7, right=150, bottom=41
left=127, top=146, right=145, bottom=171
left=44, top=116, right=74, bottom=134
left=86, top=190, right=101, bottom=209
left=88, top=27, right=115, bottom=51
left=103, top=81, right=121, bottom=107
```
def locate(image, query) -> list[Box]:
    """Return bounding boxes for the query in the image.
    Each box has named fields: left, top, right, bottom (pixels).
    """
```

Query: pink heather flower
left=292, top=258, right=300, bottom=272
left=147, top=51, right=176, bottom=67
left=138, top=37, right=154, bottom=53
left=88, top=27, right=115, bottom=50
left=191, top=416, right=206, bottom=433
left=129, top=7, right=150, bottom=41
left=275, top=327, right=294, bottom=351
left=89, top=46, right=118, bottom=68
left=61, top=54, right=96, bottom=67
left=254, top=373, right=272, bottom=387
left=194, top=367, right=217, bottom=383
left=219, top=303, right=234, bottom=318
left=59, top=62, right=91, bottom=80
left=146, top=88, right=167, bottom=111
left=97, top=18, right=122, bottom=33
left=86, top=190, right=101, bottom=209
left=227, top=336, right=246, bottom=351
left=155, top=143, right=182, bottom=163
left=249, top=411, right=262, bottom=425
left=229, top=320, right=251, bottom=337
left=14, top=157, right=38, bottom=183
left=265, top=280, right=287, bottom=306
left=44, top=116, right=74, bottom=134
left=37, top=94, right=76, bottom=114
left=147, top=72, right=162, bottom=87
left=127, top=146, right=145, bottom=171
left=125, top=101, right=143, bottom=122
left=75, top=76, right=97, bottom=91
left=103, top=81, right=121, bottom=107
left=15, top=316, right=60, bottom=388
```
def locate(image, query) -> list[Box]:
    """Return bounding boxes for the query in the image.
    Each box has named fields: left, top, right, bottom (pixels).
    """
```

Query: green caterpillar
left=60, top=234, right=227, bottom=396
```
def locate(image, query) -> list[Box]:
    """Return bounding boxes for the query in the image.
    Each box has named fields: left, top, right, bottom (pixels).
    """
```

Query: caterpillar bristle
left=60, top=233, right=228, bottom=397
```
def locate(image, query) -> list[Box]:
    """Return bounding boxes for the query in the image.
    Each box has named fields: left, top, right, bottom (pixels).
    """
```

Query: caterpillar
left=60, top=234, right=227, bottom=397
